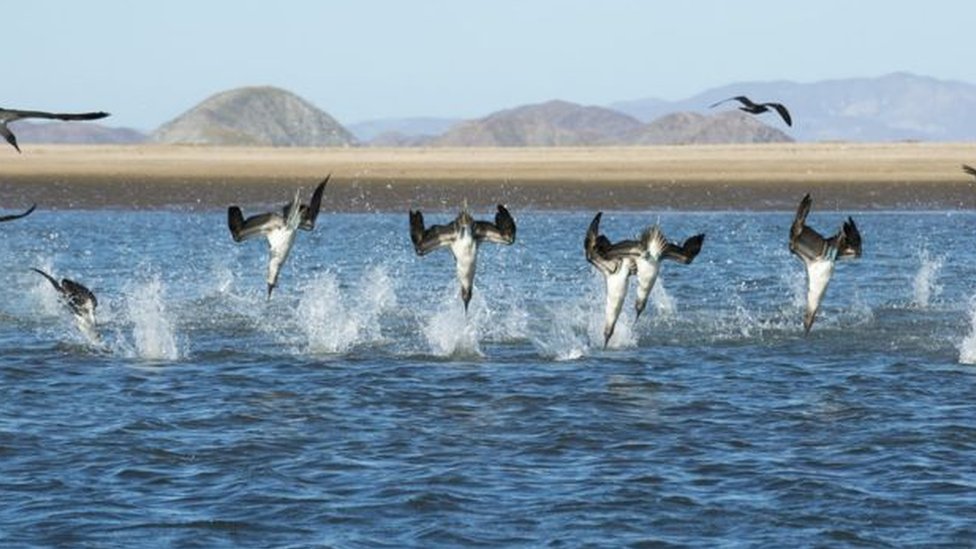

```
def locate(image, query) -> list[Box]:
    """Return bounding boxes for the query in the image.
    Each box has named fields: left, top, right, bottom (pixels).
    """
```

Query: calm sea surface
left=1, top=208, right=975, bottom=547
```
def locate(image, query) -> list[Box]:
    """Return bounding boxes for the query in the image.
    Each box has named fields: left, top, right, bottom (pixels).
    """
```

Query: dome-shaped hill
left=152, top=86, right=357, bottom=147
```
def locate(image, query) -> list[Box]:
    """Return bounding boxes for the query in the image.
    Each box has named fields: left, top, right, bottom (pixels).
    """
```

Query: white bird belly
left=805, top=258, right=835, bottom=318
left=266, top=227, right=297, bottom=285
left=452, top=232, right=478, bottom=293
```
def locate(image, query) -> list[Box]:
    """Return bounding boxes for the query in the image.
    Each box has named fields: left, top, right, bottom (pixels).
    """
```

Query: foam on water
left=911, top=249, right=943, bottom=308
left=119, top=276, right=181, bottom=361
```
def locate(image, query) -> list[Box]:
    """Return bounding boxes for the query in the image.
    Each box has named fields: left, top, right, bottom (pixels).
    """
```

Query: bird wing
left=709, top=95, right=755, bottom=109
left=228, top=208, right=284, bottom=242
left=789, top=194, right=828, bottom=262
left=0, top=203, right=35, bottom=222
left=766, top=102, right=793, bottom=126
left=409, top=210, right=457, bottom=255
left=299, top=175, right=329, bottom=231
left=662, top=234, right=705, bottom=264
left=584, top=212, right=621, bottom=275
left=602, top=239, right=644, bottom=259
left=0, top=123, right=20, bottom=152
left=32, top=268, right=63, bottom=292
left=1, top=109, right=109, bottom=122
left=962, top=164, right=976, bottom=178
left=835, top=217, right=862, bottom=260
left=473, top=204, right=516, bottom=245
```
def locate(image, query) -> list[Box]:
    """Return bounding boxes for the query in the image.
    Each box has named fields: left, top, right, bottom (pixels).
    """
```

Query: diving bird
left=585, top=212, right=705, bottom=348
left=0, top=107, right=110, bottom=153
left=709, top=95, right=792, bottom=127
left=788, top=194, right=861, bottom=333
left=32, top=268, right=99, bottom=341
left=228, top=175, right=328, bottom=299
left=409, top=204, right=516, bottom=312
left=0, top=203, right=35, bottom=222
left=962, top=164, right=976, bottom=179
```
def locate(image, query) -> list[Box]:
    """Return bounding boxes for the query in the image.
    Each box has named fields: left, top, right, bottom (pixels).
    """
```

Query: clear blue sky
left=7, top=1, right=975, bottom=130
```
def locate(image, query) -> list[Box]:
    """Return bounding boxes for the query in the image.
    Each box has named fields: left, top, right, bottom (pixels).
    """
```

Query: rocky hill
left=14, top=121, right=147, bottom=145
left=611, top=72, right=976, bottom=142
left=152, top=86, right=357, bottom=147
left=629, top=111, right=793, bottom=145
left=431, top=100, right=642, bottom=146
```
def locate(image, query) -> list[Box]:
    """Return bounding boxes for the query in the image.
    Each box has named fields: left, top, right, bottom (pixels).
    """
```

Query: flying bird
left=962, top=164, right=976, bottom=179
left=585, top=212, right=704, bottom=348
left=0, top=107, right=110, bottom=153
left=32, top=268, right=100, bottom=342
left=0, top=203, right=36, bottom=222
left=409, top=204, right=516, bottom=312
left=709, top=95, right=792, bottom=127
left=228, top=176, right=328, bottom=299
left=788, top=194, right=861, bottom=333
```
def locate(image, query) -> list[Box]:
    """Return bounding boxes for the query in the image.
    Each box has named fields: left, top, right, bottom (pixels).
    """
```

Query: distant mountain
left=431, top=100, right=642, bottom=146
left=366, top=131, right=437, bottom=147
left=152, top=86, right=357, bottom=146
left=348, top=117, right=460, bottom=142
left=15, top=121, right=147, bottom=145
left=630, top=111, right=793, bottom=145
left=611, top=72, right=976, bottom=142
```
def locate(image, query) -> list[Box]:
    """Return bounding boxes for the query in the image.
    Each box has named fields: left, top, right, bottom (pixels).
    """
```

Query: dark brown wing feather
left=299, top=175, right=329, bottom=231
left=584, top=212, right=621, bottom=275
left=789, top=194, right=828, bottom=262
left=662, top=234, right=705, bottom=264
left=473, top=204, right=516, bottom=245
left=228, top=208, right=282, bottom=242
left=765, top=102, right=793, bottom=126
left=410, top=210, right=458, bottom=255
left=2, top=109, right=109, bottom=122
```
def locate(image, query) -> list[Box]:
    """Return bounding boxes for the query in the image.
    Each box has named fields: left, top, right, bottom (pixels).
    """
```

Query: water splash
left=122, top=276, right=181, bottom=361
left=958, top=298, right=976, bottom=365
left=650, top=279, right=676, bottom=318
left=423, top=289, right=482, bottom=358
left=911, top=249, right=943, bottom=309
left=297, top=266, right=397, bottom=354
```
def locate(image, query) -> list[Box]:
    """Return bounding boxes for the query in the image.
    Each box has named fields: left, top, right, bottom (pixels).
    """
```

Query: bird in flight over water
left=0, top=107, right=110, bottom=152
left=409, top=204, right=516, bottom=312
left=788, top=194, right=862, bottom=333
left=228, top=176, right=329, bottom=299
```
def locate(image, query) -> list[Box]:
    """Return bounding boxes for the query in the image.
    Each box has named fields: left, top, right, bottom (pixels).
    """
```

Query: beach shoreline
left=1, top=142, right=973, bottom=211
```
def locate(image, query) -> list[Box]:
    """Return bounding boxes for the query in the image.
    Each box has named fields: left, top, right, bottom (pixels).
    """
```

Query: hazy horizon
left=8, top=1, right=976, bottom=131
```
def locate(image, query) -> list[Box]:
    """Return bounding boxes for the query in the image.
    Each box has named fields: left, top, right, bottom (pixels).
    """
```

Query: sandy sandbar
left=0, top=143, right=974, bottom=211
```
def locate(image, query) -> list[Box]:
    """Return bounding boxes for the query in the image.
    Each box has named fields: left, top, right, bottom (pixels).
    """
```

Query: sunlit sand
left=1, top=142, right=973, bottom=210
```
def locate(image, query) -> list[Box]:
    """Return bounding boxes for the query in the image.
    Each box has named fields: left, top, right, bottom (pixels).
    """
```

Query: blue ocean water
left=1, top=208, right=975, bottom=547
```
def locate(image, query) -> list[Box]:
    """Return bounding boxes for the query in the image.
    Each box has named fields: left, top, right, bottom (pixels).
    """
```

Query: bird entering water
left=788, top=194, right=862, bottom=333
left=32, top=268, right=100, bottom=343
left=709, top=95, right=792, bottom=127
left=585, top=212, right=704, bottom=348
left=228, top=175, right=329, bottom=299
left=0, top=107, right=110, bottom=153
left=409, top=204, right=516, bottom=312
